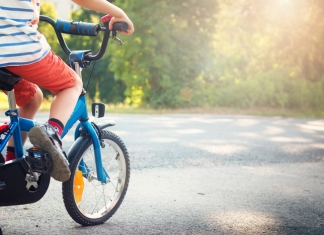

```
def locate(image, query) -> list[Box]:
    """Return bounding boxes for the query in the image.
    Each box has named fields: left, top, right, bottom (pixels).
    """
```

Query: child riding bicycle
left=0, top=0, right=134, bottom=182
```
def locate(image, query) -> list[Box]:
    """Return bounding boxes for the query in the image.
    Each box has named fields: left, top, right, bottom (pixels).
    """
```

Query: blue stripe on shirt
left=0, top=49, right=49, bottom=67
left=0, top=49, right=42, bottom=58
left=0, top=17, right=31, bottom=22
left=0, top=32, right=37, bottom=37
left=0, top=24, right=27, bottom=29
left=0, top=6, right=33, bottom=12
left=0, top=41, right=38, bottom=47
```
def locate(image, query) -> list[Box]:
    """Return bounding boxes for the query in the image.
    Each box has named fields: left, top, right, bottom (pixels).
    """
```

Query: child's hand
left=109, top=15, right=134, bottom=36
left=72, top=0, right=134, bottom=35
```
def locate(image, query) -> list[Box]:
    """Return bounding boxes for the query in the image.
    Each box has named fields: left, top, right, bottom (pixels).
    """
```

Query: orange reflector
left=74, top=170, right=85, bottom=203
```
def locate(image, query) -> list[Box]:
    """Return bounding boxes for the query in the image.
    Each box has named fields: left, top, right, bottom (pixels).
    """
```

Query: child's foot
left=28, top=124, right=70, bottom=182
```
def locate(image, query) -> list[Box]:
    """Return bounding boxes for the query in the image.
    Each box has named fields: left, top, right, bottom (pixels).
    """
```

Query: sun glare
left=256, top=0, right=308, bottom=27
left=279, top=0, right=291, bottom=5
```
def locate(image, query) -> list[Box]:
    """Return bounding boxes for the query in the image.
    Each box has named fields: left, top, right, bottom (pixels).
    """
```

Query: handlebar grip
left=112, top=22, right=129, bottom=31
left=101, top=15, right=128, bottom=31
left=56, top=20, right=101, bottom=36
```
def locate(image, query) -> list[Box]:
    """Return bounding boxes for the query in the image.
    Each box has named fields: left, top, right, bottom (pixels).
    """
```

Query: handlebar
left=39, top=15, right=128, bottom=62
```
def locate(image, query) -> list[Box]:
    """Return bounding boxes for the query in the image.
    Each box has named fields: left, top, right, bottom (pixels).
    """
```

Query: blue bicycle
left=0, top=15, right=130, bottom=226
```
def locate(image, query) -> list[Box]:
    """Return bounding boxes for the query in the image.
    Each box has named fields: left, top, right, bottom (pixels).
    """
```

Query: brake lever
left=111, top=31, right=124, bottom=45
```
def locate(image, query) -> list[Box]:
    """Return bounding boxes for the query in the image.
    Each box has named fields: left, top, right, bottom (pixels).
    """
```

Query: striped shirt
left=0, top=0, right=50, bottom=67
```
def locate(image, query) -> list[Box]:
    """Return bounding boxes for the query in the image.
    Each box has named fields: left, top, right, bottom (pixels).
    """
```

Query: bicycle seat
left=0, top=68, right=21, bottom=91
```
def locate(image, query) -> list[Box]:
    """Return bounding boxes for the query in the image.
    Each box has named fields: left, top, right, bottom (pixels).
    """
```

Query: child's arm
left=71, top=0, right=134, bottom=35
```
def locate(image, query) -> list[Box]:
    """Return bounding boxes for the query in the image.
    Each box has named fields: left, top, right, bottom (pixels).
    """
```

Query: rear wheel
left=62, top=130, right=130, bottom=226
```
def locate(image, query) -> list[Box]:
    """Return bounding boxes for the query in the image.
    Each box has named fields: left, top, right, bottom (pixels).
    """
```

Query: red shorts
left=5, top=51, right=78, bottom=106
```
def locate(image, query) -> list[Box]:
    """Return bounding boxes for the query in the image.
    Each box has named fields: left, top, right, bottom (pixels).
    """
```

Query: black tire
left=62, top=130, right=130, bottom=226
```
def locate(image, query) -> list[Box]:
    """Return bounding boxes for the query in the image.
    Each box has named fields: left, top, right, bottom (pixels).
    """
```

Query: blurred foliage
left=109, top=0, right=218, bottom=108
left=39, top=0, right=324, bottom=112
left=207, top=0, right=324, bottom=111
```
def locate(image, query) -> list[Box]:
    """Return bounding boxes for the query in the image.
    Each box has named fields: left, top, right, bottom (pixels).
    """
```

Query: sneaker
left=28, top=123, right=70, bottom=182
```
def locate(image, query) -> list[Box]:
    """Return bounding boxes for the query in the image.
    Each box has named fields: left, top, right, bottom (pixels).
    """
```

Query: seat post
left=7, top=90, right=17, bottom=110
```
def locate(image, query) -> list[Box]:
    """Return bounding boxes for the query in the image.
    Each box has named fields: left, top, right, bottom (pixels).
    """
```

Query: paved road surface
left=0, top=113, right=323, bottom=235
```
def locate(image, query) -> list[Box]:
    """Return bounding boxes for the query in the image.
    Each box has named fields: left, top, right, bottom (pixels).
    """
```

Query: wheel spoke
left=106, top=153, right=117, bottom=172
left=102, top=184, right=107, bottom=210
left=91, top=192, right=103, bottom=215
left=78, top=180, right=99, bottom=207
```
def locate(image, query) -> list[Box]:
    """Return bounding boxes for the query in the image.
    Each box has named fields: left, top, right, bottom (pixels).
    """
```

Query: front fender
left=73, top=120, right=115, bottom=140
left=97, top=121, right=115, bottom=130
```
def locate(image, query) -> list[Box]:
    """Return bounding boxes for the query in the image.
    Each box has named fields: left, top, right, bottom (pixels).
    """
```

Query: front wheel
left=62, top=130, right=130, bottom=226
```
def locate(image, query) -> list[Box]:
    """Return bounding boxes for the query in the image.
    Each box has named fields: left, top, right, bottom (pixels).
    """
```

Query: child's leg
left=6, top=51, right=83, bottom=181
left=49, top=79, right=83, bottom=126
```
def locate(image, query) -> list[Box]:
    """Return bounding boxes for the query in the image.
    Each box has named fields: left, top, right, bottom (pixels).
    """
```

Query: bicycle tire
left=62, top=130, right=130, bottom=226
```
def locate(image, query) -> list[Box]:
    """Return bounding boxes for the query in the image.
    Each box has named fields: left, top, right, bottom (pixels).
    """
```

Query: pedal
left=24, top=148, right=53, bottom=174
left=25, top=172, right=40, bottom=191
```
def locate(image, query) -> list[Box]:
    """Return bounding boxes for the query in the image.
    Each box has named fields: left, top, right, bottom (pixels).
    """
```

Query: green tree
left=109, top=0, right=218, bottom=108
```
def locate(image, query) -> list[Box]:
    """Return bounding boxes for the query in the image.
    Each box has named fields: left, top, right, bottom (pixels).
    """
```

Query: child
left=0, top=0, right=134, bottom=182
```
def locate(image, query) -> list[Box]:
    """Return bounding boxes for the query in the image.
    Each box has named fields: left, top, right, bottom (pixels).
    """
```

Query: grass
left=0, top=93, right=52, bottom=111
left=0, top=93, right=322, bottom=118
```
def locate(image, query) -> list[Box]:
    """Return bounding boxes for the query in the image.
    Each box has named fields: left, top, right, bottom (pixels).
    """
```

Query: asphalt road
left=0, top=113, right=323, bottom=235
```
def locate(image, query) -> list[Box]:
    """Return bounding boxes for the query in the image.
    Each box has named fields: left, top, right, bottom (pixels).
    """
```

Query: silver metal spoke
left=78, top=180, right=100, bottom=207
left=91, top=193, right=103, bottom=214
left=106, top=153, right=118, bottom=172
left=102, top=185, right=107, bottom=210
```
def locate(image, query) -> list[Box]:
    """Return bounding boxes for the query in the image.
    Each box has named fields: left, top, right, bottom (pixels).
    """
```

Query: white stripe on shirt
left=0, top=0, right=50, bottom=67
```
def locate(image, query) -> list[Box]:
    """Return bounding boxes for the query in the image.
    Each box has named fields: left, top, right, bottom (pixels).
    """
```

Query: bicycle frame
left=0, top=63, right=108, bottom=184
